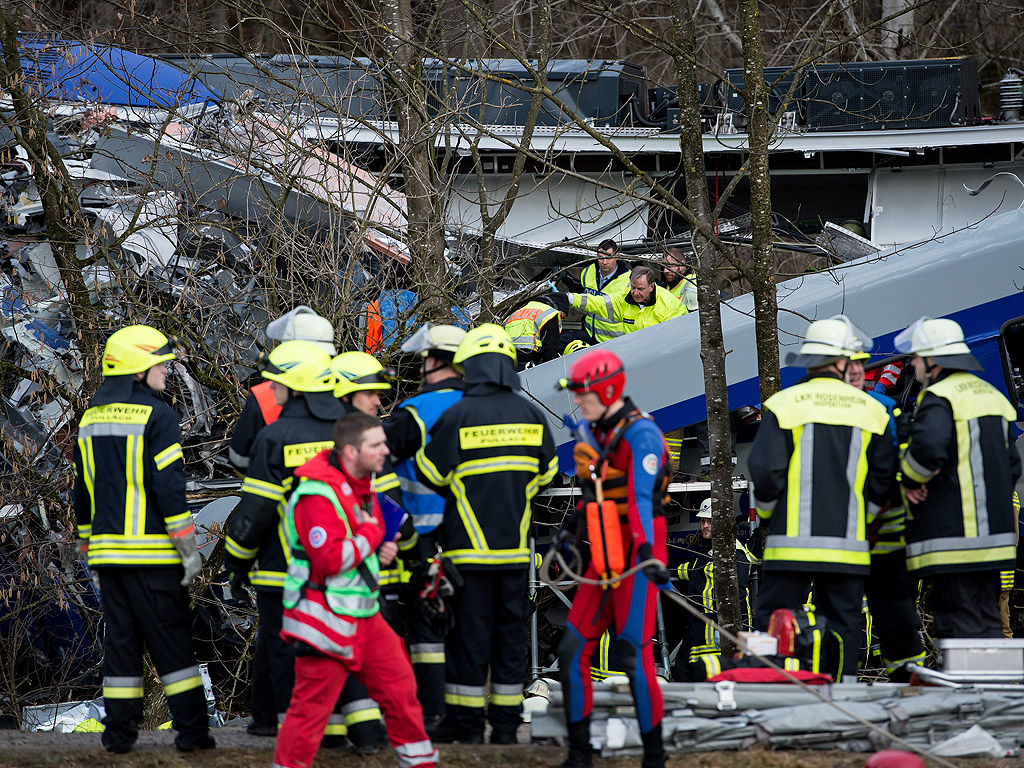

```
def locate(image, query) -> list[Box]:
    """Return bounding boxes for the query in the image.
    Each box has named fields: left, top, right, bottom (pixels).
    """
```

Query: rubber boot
left=640, top=726, right=665, bottom=768
left=557, top=718, right=593, bottom=768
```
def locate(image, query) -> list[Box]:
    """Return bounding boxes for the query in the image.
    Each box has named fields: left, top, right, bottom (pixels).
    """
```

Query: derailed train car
left=520, top=206, right=1024, bottom=472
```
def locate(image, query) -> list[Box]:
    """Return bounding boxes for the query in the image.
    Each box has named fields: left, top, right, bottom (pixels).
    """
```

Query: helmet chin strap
left=836, top=358, right=850, bottom=380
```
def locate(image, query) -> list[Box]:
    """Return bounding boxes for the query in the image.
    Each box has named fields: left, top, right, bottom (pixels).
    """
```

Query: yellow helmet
left=260, top=340, right=335, bottom=393
left=102, top=325, right=177, bottom=377
left=563, top=339, right=591, bottom=356
left=333, top=351, right=395, bottom=398
left=453, top=323, right=517, bottom=370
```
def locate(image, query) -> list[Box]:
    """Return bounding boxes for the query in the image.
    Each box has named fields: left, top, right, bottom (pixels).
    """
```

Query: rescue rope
left=538, top=545, right=962, bottom=768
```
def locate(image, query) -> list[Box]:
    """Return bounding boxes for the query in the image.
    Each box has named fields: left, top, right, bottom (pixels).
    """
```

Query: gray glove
left=171, top=533, right=203, bottom=587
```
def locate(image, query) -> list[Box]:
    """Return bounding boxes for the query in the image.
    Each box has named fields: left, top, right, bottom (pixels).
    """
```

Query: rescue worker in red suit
left=554, top=349, right=672, bottom=768
left=273, top=412, right=439, bottom=768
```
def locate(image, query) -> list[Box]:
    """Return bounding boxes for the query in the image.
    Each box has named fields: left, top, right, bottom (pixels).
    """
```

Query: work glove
left=171, top=532, right=203, bottom=587
left=227, top=568, right=251, bottom=603
left=76, top=538, right=89, bottom=564
left=542, top=292, right=571, bottom=314
left=637, top=542, right=671, bottom=587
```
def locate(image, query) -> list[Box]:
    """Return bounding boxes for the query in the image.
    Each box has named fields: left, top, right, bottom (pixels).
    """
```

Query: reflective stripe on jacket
left=73, top=383, right=188, bottom=567
left=504, top=301, right=561, bottom=353
left=902, top=371, right=1020, bottom=576
left=668, top=272, right=698, bottom=312
left=748, top=373, right=896, bottom=574
left=569, top=282, right=685, bottom=335
left=225, top=398, right=336, bottom=591
left=579, top=264, right=630, bottom=342
left=283, top=479, right=381, bottom=618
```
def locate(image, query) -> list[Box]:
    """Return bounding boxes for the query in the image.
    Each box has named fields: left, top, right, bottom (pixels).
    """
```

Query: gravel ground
left=0, top=724, right=1017, bottom=768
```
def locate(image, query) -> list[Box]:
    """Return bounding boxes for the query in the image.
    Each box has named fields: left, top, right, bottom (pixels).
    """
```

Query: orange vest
left=252, top=380, right=283, bottom=425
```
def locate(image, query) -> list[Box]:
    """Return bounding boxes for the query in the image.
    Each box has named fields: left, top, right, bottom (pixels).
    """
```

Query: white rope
left=539, top=544, right=963, bottom=768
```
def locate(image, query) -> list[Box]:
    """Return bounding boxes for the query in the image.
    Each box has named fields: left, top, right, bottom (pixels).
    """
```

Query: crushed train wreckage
left=3, top=40, right=1022, bottom=758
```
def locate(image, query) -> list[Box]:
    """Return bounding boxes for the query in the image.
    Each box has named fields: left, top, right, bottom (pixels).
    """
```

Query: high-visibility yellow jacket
left=901, top=371, right=1021, bottom=577
left=579, top=262, right=630, bottom=342
left=568, top=283, right=685, bottom=335
left=748, top=372, right=896, bottom=574
left=503, top=301, right=561, bottom=353
left=667, top=271, right=698, bottom=312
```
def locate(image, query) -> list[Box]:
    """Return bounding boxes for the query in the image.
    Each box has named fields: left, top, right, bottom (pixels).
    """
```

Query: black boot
left=557, top=718, right=593, bottom=768
left=640, top=726, right=665, bottom=768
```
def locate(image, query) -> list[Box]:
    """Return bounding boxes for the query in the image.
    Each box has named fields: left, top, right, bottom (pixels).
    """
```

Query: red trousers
left=273, top=612, right=438, bottom=768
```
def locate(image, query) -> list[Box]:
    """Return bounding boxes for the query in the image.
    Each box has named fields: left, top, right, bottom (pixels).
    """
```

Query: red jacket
left=280, top=450, right=384, bottom=661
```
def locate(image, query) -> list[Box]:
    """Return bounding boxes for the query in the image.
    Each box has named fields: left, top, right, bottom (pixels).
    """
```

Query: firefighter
left=504, top=299, right=562, bottom=369
left=674, top=498, right=758, bottom=681
left=418, top=324, right=557, bottom=744
left=846, top=353, right=926, bottom=680
left=748, top=316, right=897, bottom=681
left=896, top=317, right=1021, bottom=638
left=273, top=412, right=439, bottom=768
left=228, top=306, right=336, bottom=473
left=553, top=348, right=673, bottom=768
left=382, top=323, right=467, bottom=732
left=223, top=341, right=344, bottom=737
left=73, top=325, right=214, bottom=753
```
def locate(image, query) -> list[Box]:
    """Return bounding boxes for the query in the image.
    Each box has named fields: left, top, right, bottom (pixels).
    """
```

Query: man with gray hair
left=547, top=265, right=685, bottom=335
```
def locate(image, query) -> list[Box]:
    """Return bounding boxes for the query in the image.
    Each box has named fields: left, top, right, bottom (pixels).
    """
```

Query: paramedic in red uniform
left=553, top=349, right=672, bottom=768
left=272, top=412, right=438, bottom=768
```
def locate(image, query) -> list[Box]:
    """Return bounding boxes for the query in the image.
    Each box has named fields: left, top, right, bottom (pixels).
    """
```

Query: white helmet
left=894, top=317, right=981, bottom=371
left=785, top=315, right=872, bottom=368
left=697, top=498, right=713, bottom=519
left=266, top=306, right=337, bottom=355
left=401, top=323, right=467, bottom=362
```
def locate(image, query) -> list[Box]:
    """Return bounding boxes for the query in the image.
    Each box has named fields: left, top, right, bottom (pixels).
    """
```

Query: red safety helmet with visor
left=557, top=348, right=626, bottom=406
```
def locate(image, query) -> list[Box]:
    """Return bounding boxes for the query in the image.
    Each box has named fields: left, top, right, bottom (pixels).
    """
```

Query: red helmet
left=864, top=751, right=925, bottom=768
left=558, top=349, right=626, bottom=406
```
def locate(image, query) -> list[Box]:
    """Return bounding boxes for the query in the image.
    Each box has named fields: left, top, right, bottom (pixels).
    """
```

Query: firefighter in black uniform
left=73, top=325, right=214, bottom=754
left=896, top=317, right=1021, bottom=638
left=673, top=498, right=758, bottom=680
left=846, top=352, right=926, bottom=680
left=418, top=324, right=557, bottom=744
left=224, top=340, right=345, bottom=738
left=748, top=316, right=897, bottom=681
left=228, top=306, right=337, bottom=473
left=383, top=323, right=467, bottom=733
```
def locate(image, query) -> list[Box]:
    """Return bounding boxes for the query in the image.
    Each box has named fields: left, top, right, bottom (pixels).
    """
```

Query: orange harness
left=573, top=412, right=669, bottom=587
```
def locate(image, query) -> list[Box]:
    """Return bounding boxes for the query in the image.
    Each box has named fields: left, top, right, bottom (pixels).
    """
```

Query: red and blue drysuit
left=557, top=398, right=669, bottom=734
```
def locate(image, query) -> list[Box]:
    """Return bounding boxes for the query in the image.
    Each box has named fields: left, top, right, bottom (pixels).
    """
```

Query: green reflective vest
left=282, top=479, right=380, bottom=618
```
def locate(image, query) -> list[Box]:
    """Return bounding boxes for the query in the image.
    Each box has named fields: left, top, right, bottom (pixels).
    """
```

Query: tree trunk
left=739, top=0, right=781, bottom=405
left=387, top=0, right=450, bottom=321
left=0, top=15, right=102, bottom=395
left=672, top=0, right=741, bottom=658
left=880, top=0, right=916, bottom=59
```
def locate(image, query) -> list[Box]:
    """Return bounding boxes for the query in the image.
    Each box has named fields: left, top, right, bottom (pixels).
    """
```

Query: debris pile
left=531, top=680, right=1023, bottom=757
